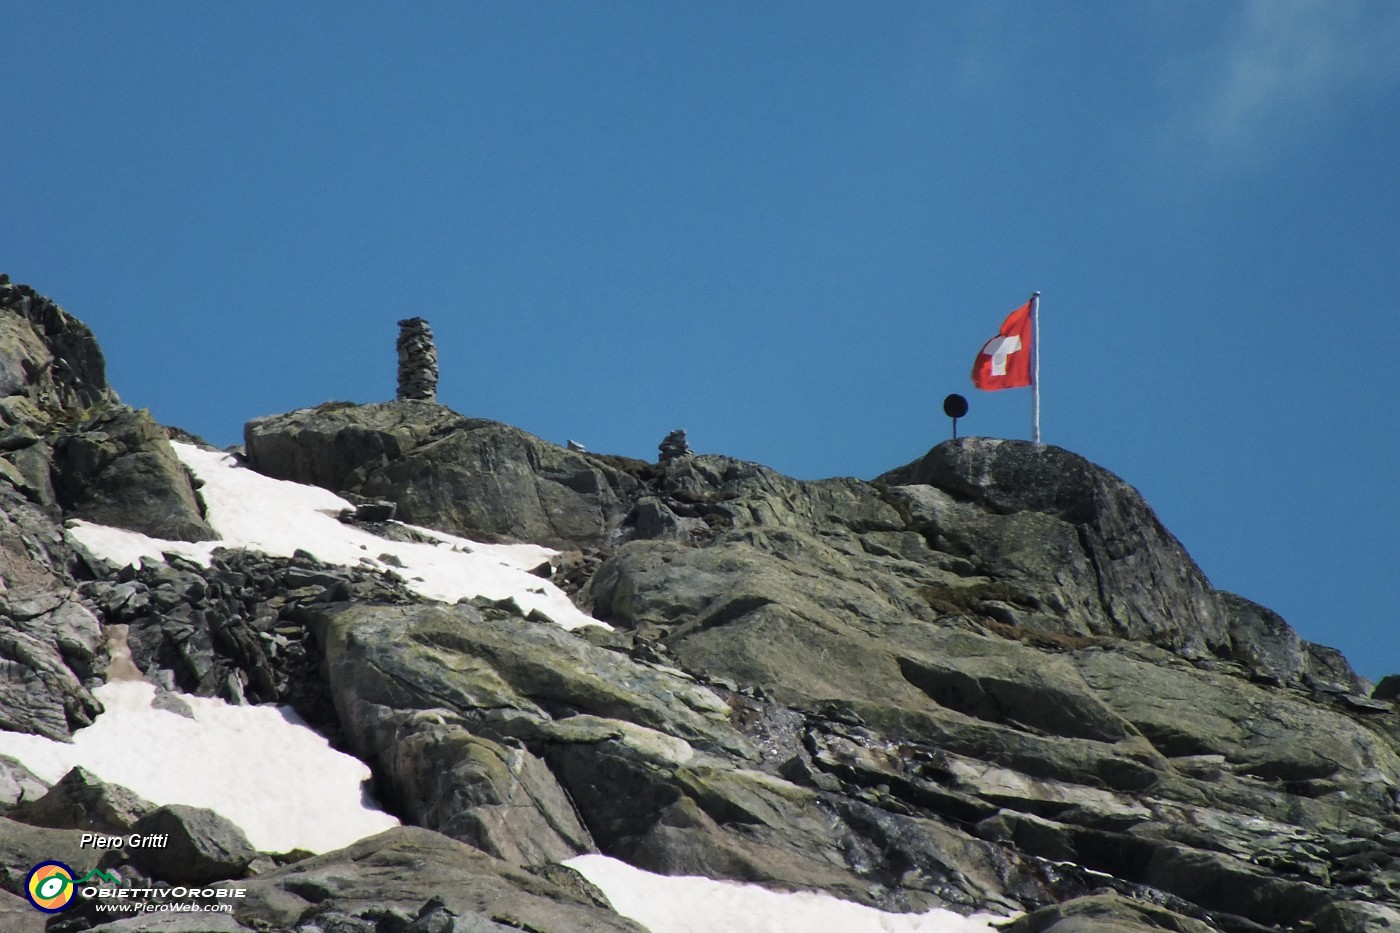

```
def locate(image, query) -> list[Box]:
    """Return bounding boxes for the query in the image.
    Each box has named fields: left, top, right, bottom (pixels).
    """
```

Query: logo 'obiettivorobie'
left=26, top=861, right=77, bottom=913
left=25, top=861, right=125, bottom=913
left=24, top=856, right=250, bottom=916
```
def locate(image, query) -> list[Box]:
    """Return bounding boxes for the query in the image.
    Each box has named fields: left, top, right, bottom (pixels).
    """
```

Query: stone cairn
left=396, top=317, right=438, bottom=402
left=658, top=429, right=692, bottom=461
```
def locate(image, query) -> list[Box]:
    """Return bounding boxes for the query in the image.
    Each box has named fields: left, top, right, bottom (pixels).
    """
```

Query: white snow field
left=67, top=442, right=605, bottom=632
left=567, top=855, right=1012, bottom=933
left=0, top=439, right=1017, bottom=931
left=0, top=679, right=398, bottom=853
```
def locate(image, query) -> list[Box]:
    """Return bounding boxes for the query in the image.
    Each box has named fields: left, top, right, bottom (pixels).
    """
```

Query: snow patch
left=566, top=854, right=1015, bottom=933
left=0, top=681, right=398, bottom=854
left=18, top=440, right=619, bottom=857
left=66, top=442, right=605, bottom=631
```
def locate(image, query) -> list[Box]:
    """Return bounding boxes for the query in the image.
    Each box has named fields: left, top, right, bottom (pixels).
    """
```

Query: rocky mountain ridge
left=0, top=279, right=1397, bottom=931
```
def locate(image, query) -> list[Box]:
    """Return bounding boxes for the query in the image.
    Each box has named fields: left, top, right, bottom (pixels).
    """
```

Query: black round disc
left=943, top=393, right=969, bottom=419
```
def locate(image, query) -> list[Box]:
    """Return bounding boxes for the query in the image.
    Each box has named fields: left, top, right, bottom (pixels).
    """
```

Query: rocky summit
left=1, top=280, right=1399, bottom=932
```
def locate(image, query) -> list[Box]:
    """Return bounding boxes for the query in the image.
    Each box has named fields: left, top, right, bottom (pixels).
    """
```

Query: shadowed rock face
left=0, top=472, right=106, bottom=741
left=0, top=281, right=214, bottom=542
left=0, top=283, right=217, bottom=753
left=128, top=804, right=258, bottom=885
left=52, top=406, right=217, bottom=541
left=0, top=279, right=116, bottom=420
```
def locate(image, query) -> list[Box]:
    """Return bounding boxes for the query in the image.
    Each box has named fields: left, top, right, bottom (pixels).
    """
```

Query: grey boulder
left=8, top=766, right=154, bottom=833
left=129, top=804, right=257, bottom=885
left=245, top=402, right=641, bottom=548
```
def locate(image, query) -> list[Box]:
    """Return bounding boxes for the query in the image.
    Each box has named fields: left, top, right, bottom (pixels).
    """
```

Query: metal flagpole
left=1030, top=291, right=1041, bottom=445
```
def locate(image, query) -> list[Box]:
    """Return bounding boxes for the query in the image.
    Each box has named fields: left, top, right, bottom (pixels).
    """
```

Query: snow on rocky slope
left=1, top=440, right=1007, bottom=932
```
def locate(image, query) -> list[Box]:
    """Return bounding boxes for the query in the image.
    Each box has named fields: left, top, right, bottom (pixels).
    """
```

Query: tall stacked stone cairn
left=396, top=317, right=438, bottom=402
left=658, top=428, right=692, bottom=461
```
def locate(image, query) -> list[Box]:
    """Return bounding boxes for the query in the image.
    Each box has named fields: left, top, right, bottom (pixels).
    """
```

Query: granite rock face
left=7, top=766, right=154, bottom=833
left=0, top=468, right=104, bottom=742
left=230, top=828, right=648, bottom=933
left=0, top=582, right=104, bottom=740
left=236, top=399, right=1400, bottom=931
left=128, top=804, right=258, bottom=885
left=52, top=406, right=216, bottom=541
left=245, top=401, right=643, bottom=548
left=0, top=279, right=116, bottom=421
left=0, top=279, right=214, bottom=546
left=0, top=281, right=213, bottom=736
left=3, top=283, right=1400, bottom=931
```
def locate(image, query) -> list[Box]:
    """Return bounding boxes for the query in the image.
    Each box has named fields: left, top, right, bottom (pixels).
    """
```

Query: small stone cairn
left=658, top=429, right=692, bottom=461
left=396, top=317, right=438, bottom=402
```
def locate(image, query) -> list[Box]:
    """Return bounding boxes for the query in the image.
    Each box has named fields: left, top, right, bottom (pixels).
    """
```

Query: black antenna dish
left=943, top=394, right=968, bottom=439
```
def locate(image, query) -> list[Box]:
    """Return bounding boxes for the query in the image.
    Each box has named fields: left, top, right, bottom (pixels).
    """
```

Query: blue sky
left=5, top=3, right=1399, bottom=681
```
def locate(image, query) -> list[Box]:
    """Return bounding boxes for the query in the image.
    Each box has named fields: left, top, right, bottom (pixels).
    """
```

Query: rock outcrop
left=0, top=281, right=214, bottom=738
left=52, top=406, right=216, bottom=541
left=245, top=401, right=643, bottom=548
left=229, top=828, right=647, bottom=932
left=878, top=439, right=1229, bottom=657
left=128, top=804, right=257, bottom=885
left=879, top=439, right=1366, bottom=689
left=0, top=280, right=214, bottom=549
left=3, top=281, right=1400, bottom=932
left=8, top=766, right=153, bottom=833
left=238, top=400, right=1399, bottom=931
left=0, top=279, right=116, bottom=422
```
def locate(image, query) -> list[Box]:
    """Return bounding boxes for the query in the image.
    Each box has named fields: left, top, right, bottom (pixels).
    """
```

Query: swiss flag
left=971, top=301, right=1033, bottom=390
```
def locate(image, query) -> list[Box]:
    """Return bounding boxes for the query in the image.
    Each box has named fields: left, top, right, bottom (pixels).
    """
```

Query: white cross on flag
left=971, top=300, right=1034, bottom=391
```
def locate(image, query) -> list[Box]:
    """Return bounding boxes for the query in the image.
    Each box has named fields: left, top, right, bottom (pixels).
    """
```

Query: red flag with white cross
left=971, top=300, right=1034, bottom=391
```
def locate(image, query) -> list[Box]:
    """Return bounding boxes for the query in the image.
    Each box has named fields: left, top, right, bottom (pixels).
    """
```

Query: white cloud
left=1192, top=0, right=1400, bottom=152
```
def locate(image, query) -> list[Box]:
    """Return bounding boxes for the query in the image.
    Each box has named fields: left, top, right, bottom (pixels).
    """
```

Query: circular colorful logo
left=25, top=861, right=76, bottom=913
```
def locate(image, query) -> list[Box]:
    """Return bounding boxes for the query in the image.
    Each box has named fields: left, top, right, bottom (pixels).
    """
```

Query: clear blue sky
left=5, top=3, right=1399, bottom=681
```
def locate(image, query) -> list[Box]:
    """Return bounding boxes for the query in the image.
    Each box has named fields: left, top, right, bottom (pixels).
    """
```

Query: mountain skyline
left=2, top=262, right=1398, bottom=930
left=5, top=3, right=1398, bottom=679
